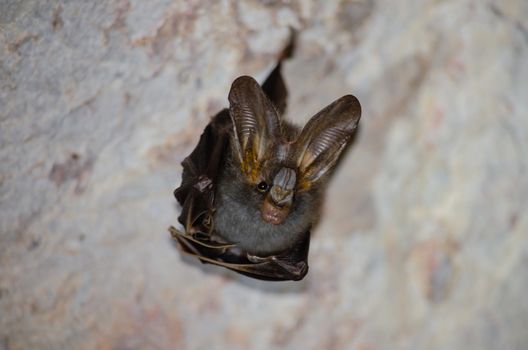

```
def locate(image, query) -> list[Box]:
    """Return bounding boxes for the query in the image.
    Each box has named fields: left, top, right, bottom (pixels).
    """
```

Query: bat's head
left=227, top=76, right=361, bottom=226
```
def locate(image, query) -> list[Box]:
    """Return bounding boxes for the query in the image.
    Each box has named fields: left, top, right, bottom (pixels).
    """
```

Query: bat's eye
left=256, top=181, right=269, bottom=193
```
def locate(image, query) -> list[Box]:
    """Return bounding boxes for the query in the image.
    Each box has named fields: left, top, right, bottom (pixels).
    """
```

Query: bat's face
left=215, top=152, right=320, bottom=255
left=226, top=123, right=303, bottom=227
left=212, top=76, right=361, bottom=255
left=227, top=75, right=361, bottom=225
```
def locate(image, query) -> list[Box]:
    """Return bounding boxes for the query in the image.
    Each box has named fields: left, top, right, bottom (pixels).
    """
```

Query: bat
left=169, top=39, right=361, bottom=281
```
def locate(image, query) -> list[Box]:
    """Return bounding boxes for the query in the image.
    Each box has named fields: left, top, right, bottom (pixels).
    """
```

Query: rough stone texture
left=1, top=1, right=527, bottom=349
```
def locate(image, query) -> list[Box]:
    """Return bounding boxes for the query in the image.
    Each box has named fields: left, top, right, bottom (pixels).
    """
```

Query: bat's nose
left=270, top=167, right=296, bottom=207
left=273, top=167, right=296, bottom=190
left=269, top=186, right=293, bottom=207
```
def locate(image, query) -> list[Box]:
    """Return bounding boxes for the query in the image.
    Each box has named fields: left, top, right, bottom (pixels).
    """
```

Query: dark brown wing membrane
left=170, top=226, right=309, bottom=281
left=262, top=62, right=288, bottom=116
left=174, top=109, right=230, bottom=230
left=261, top=28, right=294, bottom=116
left=296, top=95, right=361, bottom=188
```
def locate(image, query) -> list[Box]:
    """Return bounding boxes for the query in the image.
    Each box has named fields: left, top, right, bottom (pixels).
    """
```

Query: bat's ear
left=296, top=95, right=361, bottom=188
left=228, top=76, right=281, bottom=180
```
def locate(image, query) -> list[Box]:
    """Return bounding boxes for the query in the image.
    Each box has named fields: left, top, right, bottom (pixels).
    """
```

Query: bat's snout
left=261, top=167, right=296, bottom=225
left=269, top=186, right=294, bottom=207
left=269, top=167, right=296, bottom=206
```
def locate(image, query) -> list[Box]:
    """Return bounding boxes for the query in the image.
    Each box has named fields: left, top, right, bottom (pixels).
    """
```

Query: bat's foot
left=168, top=226, right=182, bottom=239
left=247, top=253, right=308, bottom=281
left=272, top=258, right=308, bottom=281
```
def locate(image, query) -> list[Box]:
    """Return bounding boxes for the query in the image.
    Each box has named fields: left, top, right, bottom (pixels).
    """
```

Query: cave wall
left=1, top=1, right=527, bottom=349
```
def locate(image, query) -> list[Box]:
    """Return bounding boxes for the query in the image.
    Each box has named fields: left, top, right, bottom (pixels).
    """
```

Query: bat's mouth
left=261, top=198, right=290, bottom=225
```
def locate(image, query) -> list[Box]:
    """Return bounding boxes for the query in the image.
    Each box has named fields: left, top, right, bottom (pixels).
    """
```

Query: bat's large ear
left=228, top=76, right=281, bottom=180
left=296, top=95, right=361, bottom=188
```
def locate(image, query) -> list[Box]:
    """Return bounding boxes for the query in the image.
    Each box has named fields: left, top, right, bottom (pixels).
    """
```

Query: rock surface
left=1, top=1, right=527, bottom=349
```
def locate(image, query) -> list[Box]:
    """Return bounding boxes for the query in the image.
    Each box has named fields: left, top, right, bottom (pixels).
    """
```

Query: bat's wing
left=262, top=59, right=288, bottom=116
left=173, top=109, right=230, bottom=233
left=170, top=226, right=309, bottom=281
left=261, top=29, right=294, bottom=116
